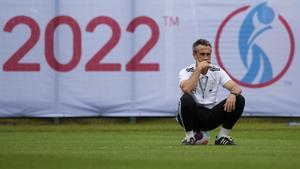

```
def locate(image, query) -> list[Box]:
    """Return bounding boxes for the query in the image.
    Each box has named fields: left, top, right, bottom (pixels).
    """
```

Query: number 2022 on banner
left=3, top=15, right=160, bottom=72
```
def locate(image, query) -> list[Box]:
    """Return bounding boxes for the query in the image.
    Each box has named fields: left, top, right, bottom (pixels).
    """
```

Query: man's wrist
left=230, top=92, right=239, bottom=96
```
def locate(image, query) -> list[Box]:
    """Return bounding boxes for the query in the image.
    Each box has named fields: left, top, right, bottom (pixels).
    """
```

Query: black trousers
left=177, top=94, right=245, bottom=132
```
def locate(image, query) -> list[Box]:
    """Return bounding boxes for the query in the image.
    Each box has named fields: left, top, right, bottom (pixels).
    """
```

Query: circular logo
left=215, top=2, right=295, bottom=88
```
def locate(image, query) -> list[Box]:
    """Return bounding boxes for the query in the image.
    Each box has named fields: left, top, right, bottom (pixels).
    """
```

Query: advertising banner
left=0, top=0, right=299, bottom=117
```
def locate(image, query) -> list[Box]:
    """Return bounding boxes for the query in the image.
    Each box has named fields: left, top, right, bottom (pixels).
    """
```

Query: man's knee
left=235, top=95, right=245, bottom=115
left=180, top=94, right=195, bottom=107
left=236, top=95, right=245, bottom=107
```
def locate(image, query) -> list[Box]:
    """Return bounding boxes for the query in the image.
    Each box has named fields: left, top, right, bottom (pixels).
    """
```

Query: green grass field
left=0, top=118, right=300, bottom=169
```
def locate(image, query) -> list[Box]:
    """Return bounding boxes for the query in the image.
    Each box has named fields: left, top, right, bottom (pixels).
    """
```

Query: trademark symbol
left=162, top=16, right=179, bottom=27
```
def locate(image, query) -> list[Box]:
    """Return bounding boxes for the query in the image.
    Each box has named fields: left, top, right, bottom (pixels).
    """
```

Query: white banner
left=0, top=0, right=299, bottom=117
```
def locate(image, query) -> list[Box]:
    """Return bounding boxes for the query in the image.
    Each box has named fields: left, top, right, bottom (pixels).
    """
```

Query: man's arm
left=180, top=68, right=202, bottom=94
left=180, top=61, right=210, bottom=94
left=223, top=80, right=242, bottom=96
left=222, top=80, right=242, bottom=112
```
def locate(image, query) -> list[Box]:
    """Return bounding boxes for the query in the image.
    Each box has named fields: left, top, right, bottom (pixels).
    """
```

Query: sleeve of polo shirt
left=179, top=68, right=191, bottom=84
left=219, top=69, right=231, bottom=86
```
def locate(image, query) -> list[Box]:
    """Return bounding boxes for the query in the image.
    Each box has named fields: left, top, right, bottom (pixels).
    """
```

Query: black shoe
left=181, top=136, right=196, bottom=145
left=215, top=136, right=236, bottom=145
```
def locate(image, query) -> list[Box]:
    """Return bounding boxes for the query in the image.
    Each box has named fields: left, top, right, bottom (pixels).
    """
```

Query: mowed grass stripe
left=0, top=121, right=299, bottom=169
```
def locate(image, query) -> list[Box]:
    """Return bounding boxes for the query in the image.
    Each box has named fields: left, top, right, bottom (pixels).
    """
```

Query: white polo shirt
left=179, top=64, right=231, bottom=109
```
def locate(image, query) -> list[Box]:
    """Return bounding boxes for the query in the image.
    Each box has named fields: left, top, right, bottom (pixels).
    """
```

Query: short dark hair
left=192, top=39, right=212, bottom=53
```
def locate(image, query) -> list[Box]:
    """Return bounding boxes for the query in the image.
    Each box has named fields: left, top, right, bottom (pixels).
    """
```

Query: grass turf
left=0, top=119, right=299, bottom=169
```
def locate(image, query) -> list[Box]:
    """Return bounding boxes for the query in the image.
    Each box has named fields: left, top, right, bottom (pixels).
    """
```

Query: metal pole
left=128, top=117, right=137, bottom=124
left=53, top=117, right=60, bottom=125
